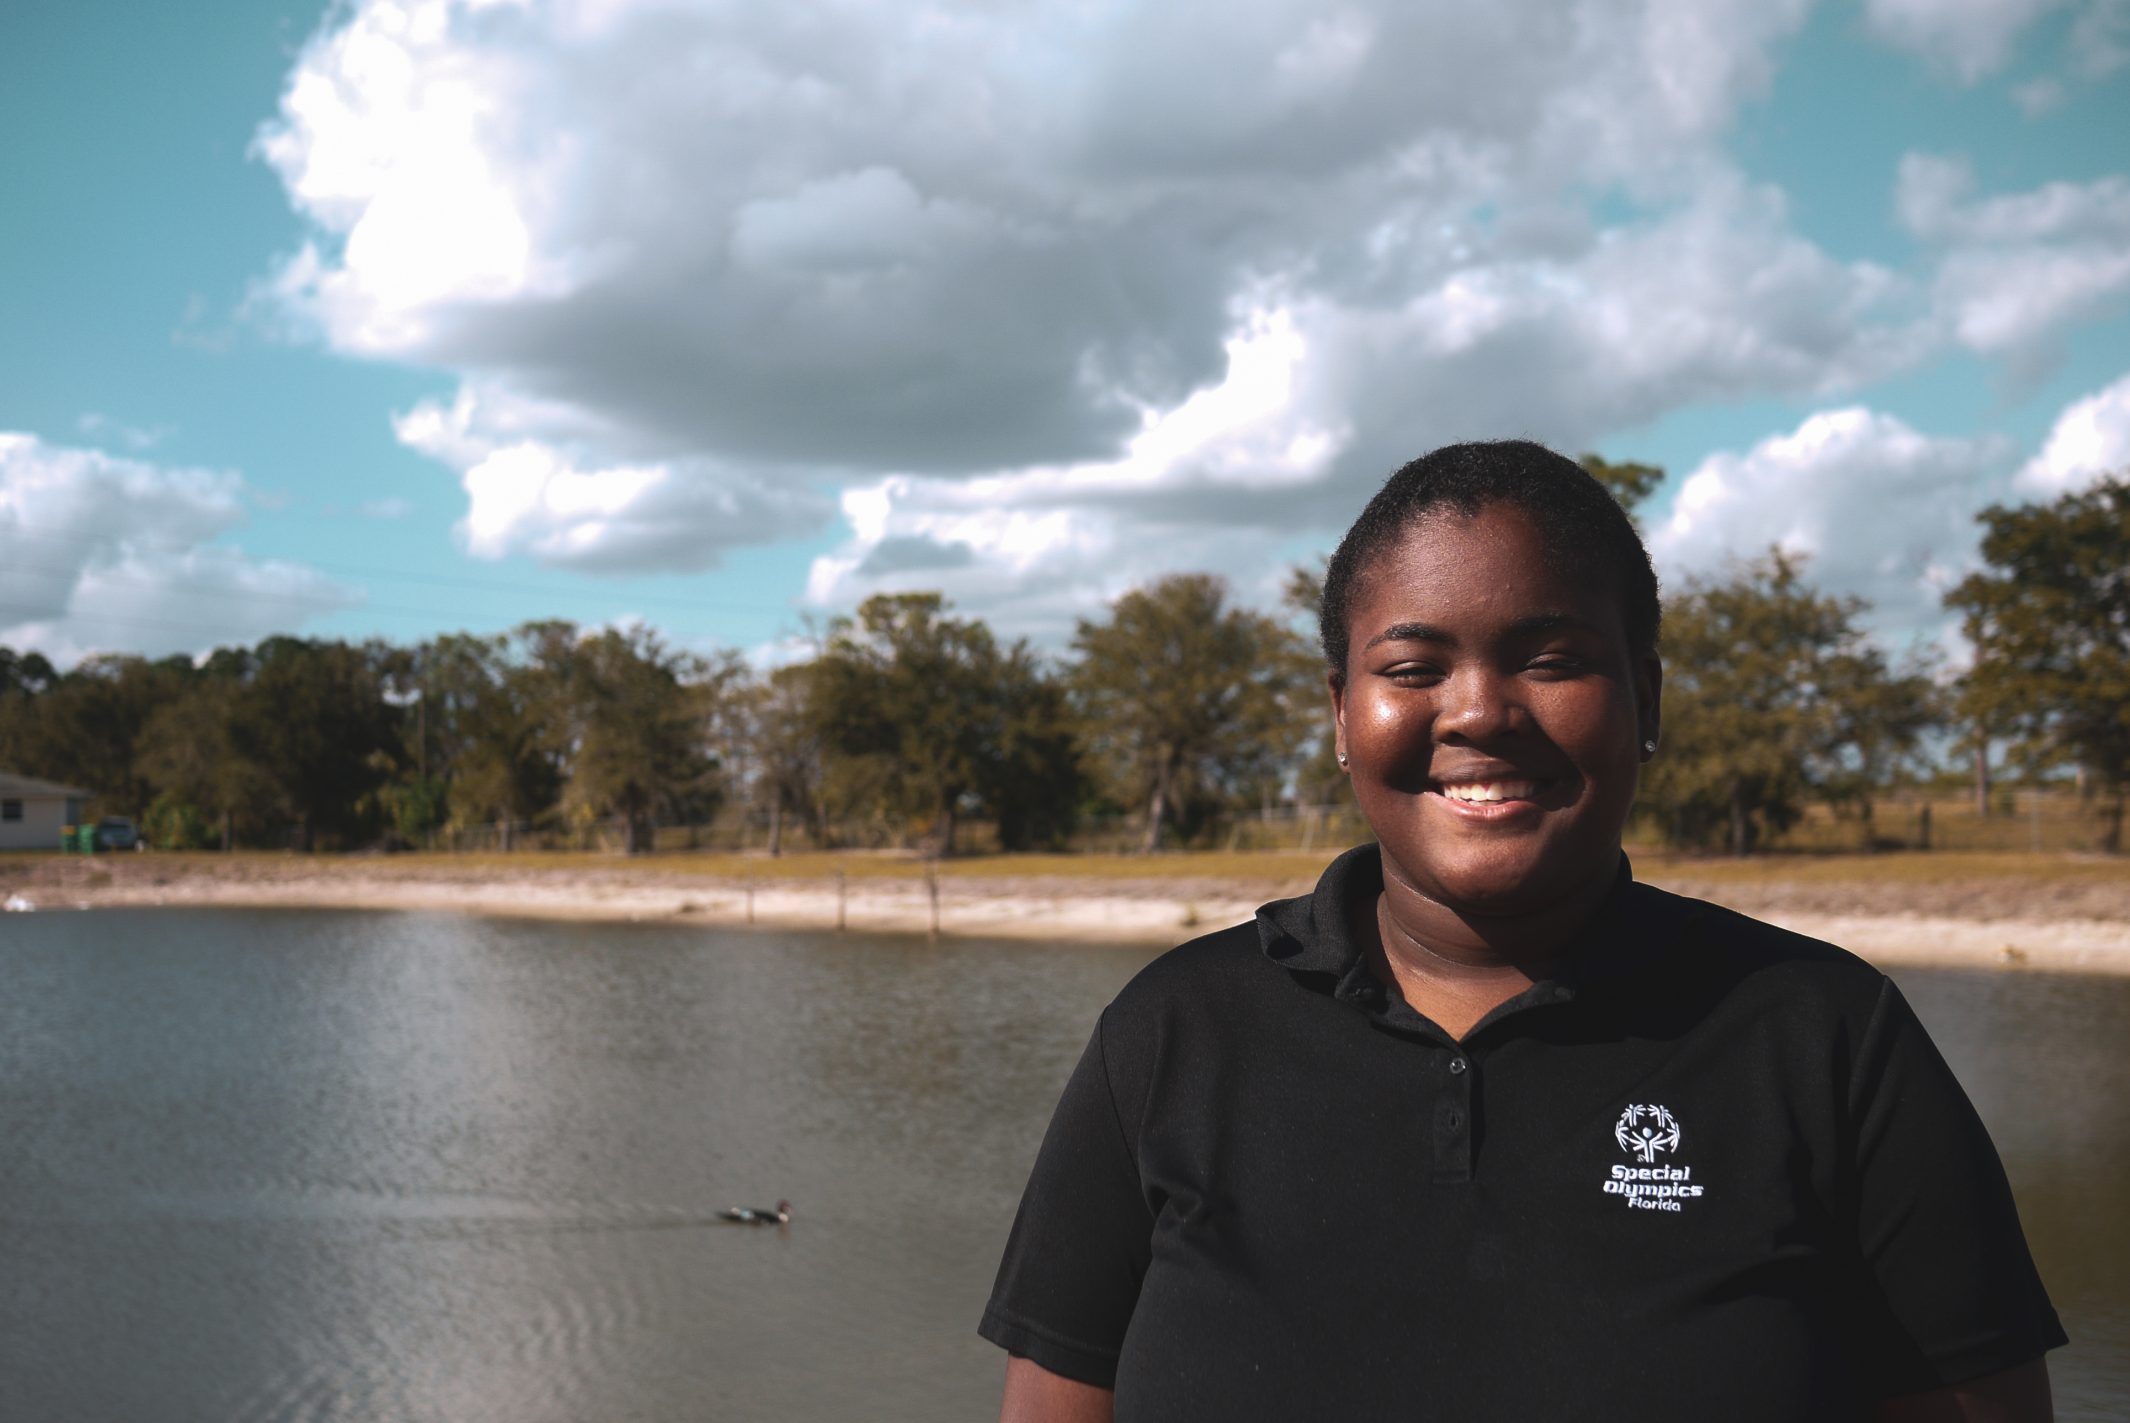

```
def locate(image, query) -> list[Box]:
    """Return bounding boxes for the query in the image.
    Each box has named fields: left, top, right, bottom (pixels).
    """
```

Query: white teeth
left=1439, top=780, right=1539, bottom=803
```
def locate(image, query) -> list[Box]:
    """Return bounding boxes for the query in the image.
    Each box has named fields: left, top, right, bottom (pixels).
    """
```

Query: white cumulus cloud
left=804, top=310, right=1344, bottom=634
left=1864, top=0, right=2067, bottom=80
left=0, top=433, right=361, bottom=664
left=394, top=386, right=832, bottom=571
left=1649, top=408, right=2014, bottom=651
left=250, top=0, right=2130, bottom=612
left=804, top=178, right=1928, bottom=628
left=1864, top=0, right=2129, bottom=81
left=1899, top=153, right=2130, bottom=365
left=249, top=0, right=1984, bottom=585
left=2016, top=369, right=2130, bottom=494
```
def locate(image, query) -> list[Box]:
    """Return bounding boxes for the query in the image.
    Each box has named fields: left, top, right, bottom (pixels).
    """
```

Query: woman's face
left=1332, top=502, right=1661, bottom=915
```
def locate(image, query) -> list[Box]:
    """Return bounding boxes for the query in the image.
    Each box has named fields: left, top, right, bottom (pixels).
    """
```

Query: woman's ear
left=1636, top=653, right=1663, bottom=753
left=1328, top=669, right=1349, bottom=766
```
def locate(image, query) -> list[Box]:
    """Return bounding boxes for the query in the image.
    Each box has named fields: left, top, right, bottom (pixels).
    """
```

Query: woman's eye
left=1526, top=655, right=1585, bottom=676
left=1386, top=665, right=1442, bottom=685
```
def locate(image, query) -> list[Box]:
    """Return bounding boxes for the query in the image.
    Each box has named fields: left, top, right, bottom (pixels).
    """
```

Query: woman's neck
left=1370, top=851, right=1622, bottom=984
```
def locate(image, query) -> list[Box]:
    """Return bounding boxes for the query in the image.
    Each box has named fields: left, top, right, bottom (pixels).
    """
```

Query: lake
left=0, top=908, right=2123, bottom=1421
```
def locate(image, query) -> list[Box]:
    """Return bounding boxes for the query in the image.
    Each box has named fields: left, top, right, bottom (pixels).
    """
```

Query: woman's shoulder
left=1624, top=880, right=1892, bottom=1014
left=1094, top=916, right=1293, bottom=1031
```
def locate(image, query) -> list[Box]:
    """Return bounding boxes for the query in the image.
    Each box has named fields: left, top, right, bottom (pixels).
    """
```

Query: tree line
left=2, top=469, right=2124, bottom=856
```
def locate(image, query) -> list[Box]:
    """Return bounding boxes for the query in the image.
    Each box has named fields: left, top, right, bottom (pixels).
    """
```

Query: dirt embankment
left=5, top=850, right=2128, bottom=976
left=0, top=853, right=1281, bottom=947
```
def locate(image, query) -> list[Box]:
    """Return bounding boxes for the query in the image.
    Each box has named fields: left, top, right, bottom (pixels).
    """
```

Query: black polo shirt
left=980, top=845, right=2064, bottom=1421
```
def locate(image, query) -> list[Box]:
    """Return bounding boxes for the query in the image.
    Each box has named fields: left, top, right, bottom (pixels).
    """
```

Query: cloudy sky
left=5, top=0, right=2129, bottom=666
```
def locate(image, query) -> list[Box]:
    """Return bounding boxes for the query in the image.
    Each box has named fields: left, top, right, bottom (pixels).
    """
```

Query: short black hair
left=1320, top=439, right=1661, bottom=675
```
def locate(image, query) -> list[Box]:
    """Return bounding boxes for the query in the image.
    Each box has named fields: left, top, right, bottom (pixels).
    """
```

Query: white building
left=0, top=772, right=90, bottom=851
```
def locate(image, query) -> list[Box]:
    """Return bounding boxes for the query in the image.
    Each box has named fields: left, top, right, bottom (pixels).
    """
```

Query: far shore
left=6, top=847, right=2129, bottom=977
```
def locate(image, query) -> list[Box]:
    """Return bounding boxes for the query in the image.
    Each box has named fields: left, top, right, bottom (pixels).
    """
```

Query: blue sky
left=4, top=0, right=2128, bottom=665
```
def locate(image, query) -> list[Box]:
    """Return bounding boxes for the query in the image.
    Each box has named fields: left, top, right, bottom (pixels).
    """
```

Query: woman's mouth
left=1426, top=778, right=1554, bottom=820
left=1436, top=780, right=1542, bottom=804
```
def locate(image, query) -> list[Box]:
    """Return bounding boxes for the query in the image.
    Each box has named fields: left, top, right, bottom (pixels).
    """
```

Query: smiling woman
left=982, top=442, right=2065, bottom=1423
left=1332, top=495, right=1656, bottom=953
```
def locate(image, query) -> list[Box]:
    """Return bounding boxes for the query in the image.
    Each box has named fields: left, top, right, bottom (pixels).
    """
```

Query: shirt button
left=1448, top=1057, right=1468, bottom=1075
left=1446, top=1111, right=1462, bottom=1129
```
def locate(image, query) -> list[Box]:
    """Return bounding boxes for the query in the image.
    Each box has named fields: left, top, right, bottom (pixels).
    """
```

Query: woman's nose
left=1435, top=666, right=1518, bottom=743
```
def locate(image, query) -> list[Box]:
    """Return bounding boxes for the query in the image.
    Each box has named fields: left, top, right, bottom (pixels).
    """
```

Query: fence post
left=926, top=863, right=940, bottom=940
left=835, top=867, right=847, bottom=932
left=1917, top=803, right=1931, bottom=852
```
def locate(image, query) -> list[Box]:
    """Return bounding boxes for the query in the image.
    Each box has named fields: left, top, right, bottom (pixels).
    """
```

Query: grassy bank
left=12, top=844, right=2129, bottom=884
left=8, top=844, right=2128, bottom=972
left=10, top=844, right=2128, bottom=920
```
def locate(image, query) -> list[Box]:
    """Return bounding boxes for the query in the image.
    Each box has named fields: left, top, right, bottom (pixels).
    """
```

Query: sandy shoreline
left=6, top=858, right=1266, bottom=946
left=6, top=852, right=2129, bottom=977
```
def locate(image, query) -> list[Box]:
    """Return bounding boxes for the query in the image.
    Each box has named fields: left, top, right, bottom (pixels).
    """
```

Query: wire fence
left=394, top=802, right=1382, bottom=857
left=1700, top=791, right=2126, bottom=856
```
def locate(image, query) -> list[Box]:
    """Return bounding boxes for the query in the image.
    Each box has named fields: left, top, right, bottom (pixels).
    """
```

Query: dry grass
left=10, top=843, right=2125, bottom=923
left=13, top=844, right=2126, bottom=885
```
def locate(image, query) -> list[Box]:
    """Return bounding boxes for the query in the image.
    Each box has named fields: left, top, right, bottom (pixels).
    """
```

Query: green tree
left=0, top=647, right=57, bottom=698
left=1643, top=552, right=1934, bottom=854
left=1947, top=476, right=2130, bottom=850
left=141, top=789, right=218, bottom=850
left=377, top=776, right=449, bottom=849
left=1577, top=453, right=1665, bottom=522
left=1071, top=573, right=1312, bottom=852
left=0, top=652, right=197, bottom=819
left=1280, top=560, right=1347, bottom=812
left=810, top=593, right=1067, bottom=855
left=136, top=669, right=273, bottom=850
left=733, top=661, right=833, bottom=856
left=539, top=623, right=718, bottom=853
left=414, top=631, right=564, bottom=848
left=1808, top=644, right=1941, bottom=845
left=979, top=645, right=1084, bottom=851
left=230, top=638, right=400, bottom=850
left=1283, top=561, right=1326, bottom=626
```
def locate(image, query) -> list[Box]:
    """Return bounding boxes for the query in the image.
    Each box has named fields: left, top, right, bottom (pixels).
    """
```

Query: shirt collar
left=1255, top=842, right=1665, bottom=1010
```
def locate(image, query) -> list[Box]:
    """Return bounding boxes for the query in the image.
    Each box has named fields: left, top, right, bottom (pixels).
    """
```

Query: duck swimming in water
left=718, top=1199, right=791, bottom=1225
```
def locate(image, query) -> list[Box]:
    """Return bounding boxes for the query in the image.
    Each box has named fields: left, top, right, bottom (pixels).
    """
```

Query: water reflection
left=0, top=909, right=2121, bottom=1420
left=1890, top=968, right=2130, bottom=1415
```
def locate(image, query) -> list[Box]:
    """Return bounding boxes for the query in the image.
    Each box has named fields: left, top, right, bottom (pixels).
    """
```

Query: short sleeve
left=1843, top=976, right=2067, bottom=1395
left=978, top=1011, right=1154, bottom=1388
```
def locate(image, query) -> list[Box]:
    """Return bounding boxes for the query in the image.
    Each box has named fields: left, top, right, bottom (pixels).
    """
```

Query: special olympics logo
left=1615, top=1104, right=1682, bottom=1163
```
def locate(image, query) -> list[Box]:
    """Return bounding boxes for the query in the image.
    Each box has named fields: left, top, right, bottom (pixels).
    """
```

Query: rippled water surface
left=0, top=908, right=2124, bottom=1421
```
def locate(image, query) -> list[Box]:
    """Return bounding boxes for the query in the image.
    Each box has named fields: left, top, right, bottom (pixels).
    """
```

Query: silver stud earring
left=1337, top=751, right=1350, bottom=767
left=1642, top=739, right=1657, bottom=755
